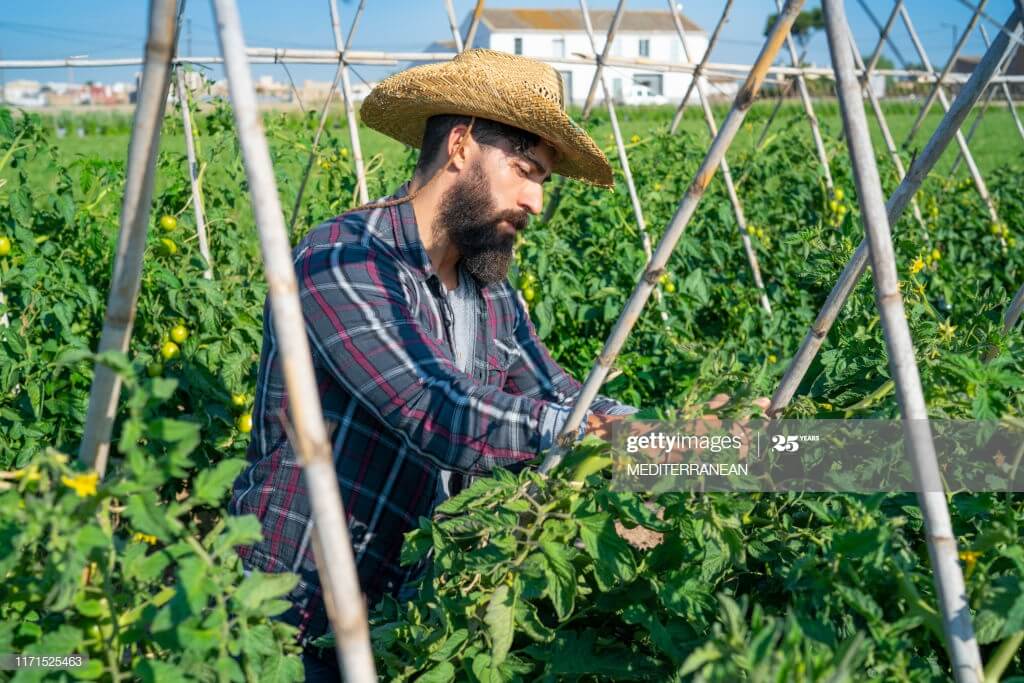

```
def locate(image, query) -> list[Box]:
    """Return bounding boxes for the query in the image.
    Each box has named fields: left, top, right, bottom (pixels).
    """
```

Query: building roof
left=952, top=52, right=1023, bottom=76
left=479, top=8, right=703, bottom=34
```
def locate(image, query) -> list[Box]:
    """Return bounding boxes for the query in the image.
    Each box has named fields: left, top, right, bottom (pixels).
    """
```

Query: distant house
left=952, top=49, right=1024, bottom=96
left=424, top=7, right=733, bottom=106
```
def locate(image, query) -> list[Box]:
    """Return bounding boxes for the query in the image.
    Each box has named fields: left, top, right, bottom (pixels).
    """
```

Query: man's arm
left=296, top=240, right=583, bottom=475
left=502, top=286, right=639, bottom=418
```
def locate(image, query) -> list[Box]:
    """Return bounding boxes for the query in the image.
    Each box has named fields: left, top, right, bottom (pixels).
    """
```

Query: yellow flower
left=768, top=354, right=778, bottom=363
left=630, top=134, right=640, bottom=144
left=61, top=471, right=99, bottom=498
left=959, top=550, right=981, bottom=562
left=938, top=320, right=957, bottom=343
left=133, top=531, right=158, bottom=546
left=910, top=257, right=925, bottom=274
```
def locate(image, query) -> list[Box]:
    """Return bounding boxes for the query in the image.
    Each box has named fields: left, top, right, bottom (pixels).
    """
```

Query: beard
left=433, top=159, right=529, bottom=286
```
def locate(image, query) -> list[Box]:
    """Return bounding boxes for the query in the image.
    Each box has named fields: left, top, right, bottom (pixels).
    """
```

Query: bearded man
left=229, top=48, right=638, bottom=678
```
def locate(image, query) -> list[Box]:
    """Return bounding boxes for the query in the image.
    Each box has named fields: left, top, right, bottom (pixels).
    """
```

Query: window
left=514, top=37, right=523, bottom=55
left=552, top=37, right=565, bottom=58
left=639, top=38, right=650, bottom=58
left=612, top=78, right=623, bottom=102
left=632, top=73, right=663, bottom=96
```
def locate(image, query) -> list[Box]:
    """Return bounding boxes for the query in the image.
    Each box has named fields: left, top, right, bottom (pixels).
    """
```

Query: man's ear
left=446, top=124, right=473, bottom=172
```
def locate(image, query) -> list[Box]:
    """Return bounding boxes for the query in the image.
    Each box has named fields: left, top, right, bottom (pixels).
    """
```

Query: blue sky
left=0, top=1, right=1017, bottom=88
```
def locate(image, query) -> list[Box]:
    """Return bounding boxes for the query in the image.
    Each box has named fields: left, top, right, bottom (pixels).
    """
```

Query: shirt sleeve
left=502, top=285, right=640, bottom=418
left=296, top=240, right=577, bottom=476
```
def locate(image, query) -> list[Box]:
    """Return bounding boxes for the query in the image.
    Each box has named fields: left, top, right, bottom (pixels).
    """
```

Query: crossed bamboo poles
left=58, top=0, right=1024, bottom=680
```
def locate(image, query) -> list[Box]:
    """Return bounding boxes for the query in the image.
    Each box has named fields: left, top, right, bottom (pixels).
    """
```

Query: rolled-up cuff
left=538, top=403, right=591, bottom=453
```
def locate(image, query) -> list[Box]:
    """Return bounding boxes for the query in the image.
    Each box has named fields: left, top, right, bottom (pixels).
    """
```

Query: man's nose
left=519, top=182, right=543, bottom=216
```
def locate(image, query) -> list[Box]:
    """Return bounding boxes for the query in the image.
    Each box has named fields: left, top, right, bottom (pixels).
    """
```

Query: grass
left=38, top=99, right=1024, bottom=177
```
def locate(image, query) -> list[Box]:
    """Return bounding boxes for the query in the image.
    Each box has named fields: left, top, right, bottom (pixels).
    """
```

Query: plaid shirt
left=229, top=181, right=636, bottom=645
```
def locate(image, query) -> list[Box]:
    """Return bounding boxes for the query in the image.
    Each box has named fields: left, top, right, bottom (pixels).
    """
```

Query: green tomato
left=160, top=341, right=180, bottom=361
left=160, top=214, right=178, bottom=231
left=170, top=324, right=189, bottom=344
left=0, top=236, right=10, bottom=257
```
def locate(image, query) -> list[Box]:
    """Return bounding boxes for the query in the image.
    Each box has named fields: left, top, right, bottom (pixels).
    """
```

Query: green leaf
left=193, top=458, right=246, bottom=505
left=485, top=583, right=517, bottom=669
left=125, top=493, right=182, bottom=541
left=539, top=542, right=575, bottom=620
left=428, top=628, right=468, bottom=662
left=233, top=570, right=300, bottom=611
left=577, top=512, right=637, bottom=590
left=416, top=661, right=455, bottom=683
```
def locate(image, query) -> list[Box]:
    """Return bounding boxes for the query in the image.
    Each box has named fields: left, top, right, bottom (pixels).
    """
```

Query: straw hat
left=360, top=48, right=614, bottom=188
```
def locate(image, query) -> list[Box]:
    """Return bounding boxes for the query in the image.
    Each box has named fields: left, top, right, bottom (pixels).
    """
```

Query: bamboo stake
left=767, top=7, right=1021, bottom=418
left=580, top=0, right=627, bottom=120
left=79, top=0, right=179, bottom=476
left=955, top=0, right=1024, bottom=52
left=856, top=0, right=909, bottom=69
left=209, top=1, right=374, bottom=679
left=823, top=4, right=984, bottom=680
left=287, top=61, right=345, bottom=234
left=443, top=0, right=465, bottom=53
left=898, top=4, right=1004, bottom=249
left=578, top=0, right=651, bottom=264
left=951, top=24, right=1024, bottom=174
left=904, top=0, right=988, bottom=147
left=538, top=0, right=806, bottom=474
left=774, top=0, right=833, bottom=191
left=176, top=68, right=213, bottom=279
left=669, top=0, right=771, bottom=315
left=463, top=0, right=486, bottom=50
left=330, top=0, right=370, bottom=205
left=669, top=0, right=734, bottom=135
left=848, top=38, right=930, bottom=239
left=1004, top=282, right=1024, bottom=333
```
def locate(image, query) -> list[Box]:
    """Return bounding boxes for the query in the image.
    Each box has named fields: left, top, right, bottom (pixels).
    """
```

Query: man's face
left=434, top=136, right=556, bottom=286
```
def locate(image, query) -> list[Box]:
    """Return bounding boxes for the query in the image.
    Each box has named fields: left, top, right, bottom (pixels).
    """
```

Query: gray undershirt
left=436, top=269, right=478, bottom=505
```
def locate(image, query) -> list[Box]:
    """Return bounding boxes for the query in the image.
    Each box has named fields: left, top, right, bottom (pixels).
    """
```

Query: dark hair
left=415, top=114, right=540, bottom=176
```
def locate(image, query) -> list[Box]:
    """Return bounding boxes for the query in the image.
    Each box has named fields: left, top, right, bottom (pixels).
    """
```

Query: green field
left=24, top=99, right=1024, bottom=182
left=2, top=95, right=1024, bottom=680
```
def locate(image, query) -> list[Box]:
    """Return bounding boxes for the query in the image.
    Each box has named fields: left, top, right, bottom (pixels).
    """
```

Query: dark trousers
left=302, top=646, right=343, bottom=682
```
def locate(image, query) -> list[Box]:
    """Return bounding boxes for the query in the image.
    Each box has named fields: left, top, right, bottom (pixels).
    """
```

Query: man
left=229, top=48, right=638, bottom=678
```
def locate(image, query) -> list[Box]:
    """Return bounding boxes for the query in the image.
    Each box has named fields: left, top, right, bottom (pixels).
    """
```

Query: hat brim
left=359, top=53, right=614, bottom=188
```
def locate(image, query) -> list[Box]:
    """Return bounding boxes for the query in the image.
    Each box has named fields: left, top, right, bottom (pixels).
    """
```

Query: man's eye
left=516, top=164, right=530, bottom=177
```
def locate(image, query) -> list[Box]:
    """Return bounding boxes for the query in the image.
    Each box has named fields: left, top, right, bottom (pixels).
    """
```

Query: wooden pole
left=79, top=0, right=179, bottom=476
left=848, top=37, right=930, bottom=239
left=823, top=3, right=984, bottom=680
left=669, top=0, right=772, bottom=314
left=539, top=0, right=807, bottom=474
left=668, top=0, right=734, bottom=135
left=463, top=0, right=486, bottom=50
left=176, top=68, right=213, bottom=279
left=904, top=0, right=988, bottom=147
left=767, top=7, right=1021, bottom=418
left=209, top=1, right=375, bottom=679
left=287, top=61, right=346, bottom=234
left=443, top=0, right=465, bottom=53
left=951, top=23, right=1024, bottom=174
left=580, top=0, right=627, bottom=120
left=856, top=0, right=910, bottom=68
left=330, top=0, right=370, bottom=205
left=578, top=0, right=651, bottom=264
left=774, top=0, right=833, bottom=190
left=898, top=4, right=1005, bottom=249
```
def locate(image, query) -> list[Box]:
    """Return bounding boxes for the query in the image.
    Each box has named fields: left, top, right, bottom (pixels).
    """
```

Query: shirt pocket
left=485, top=334, right=520, bottom=388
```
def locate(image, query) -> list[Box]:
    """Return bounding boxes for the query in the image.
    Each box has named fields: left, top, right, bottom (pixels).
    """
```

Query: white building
left=431, top=7, right=732, bottom=106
